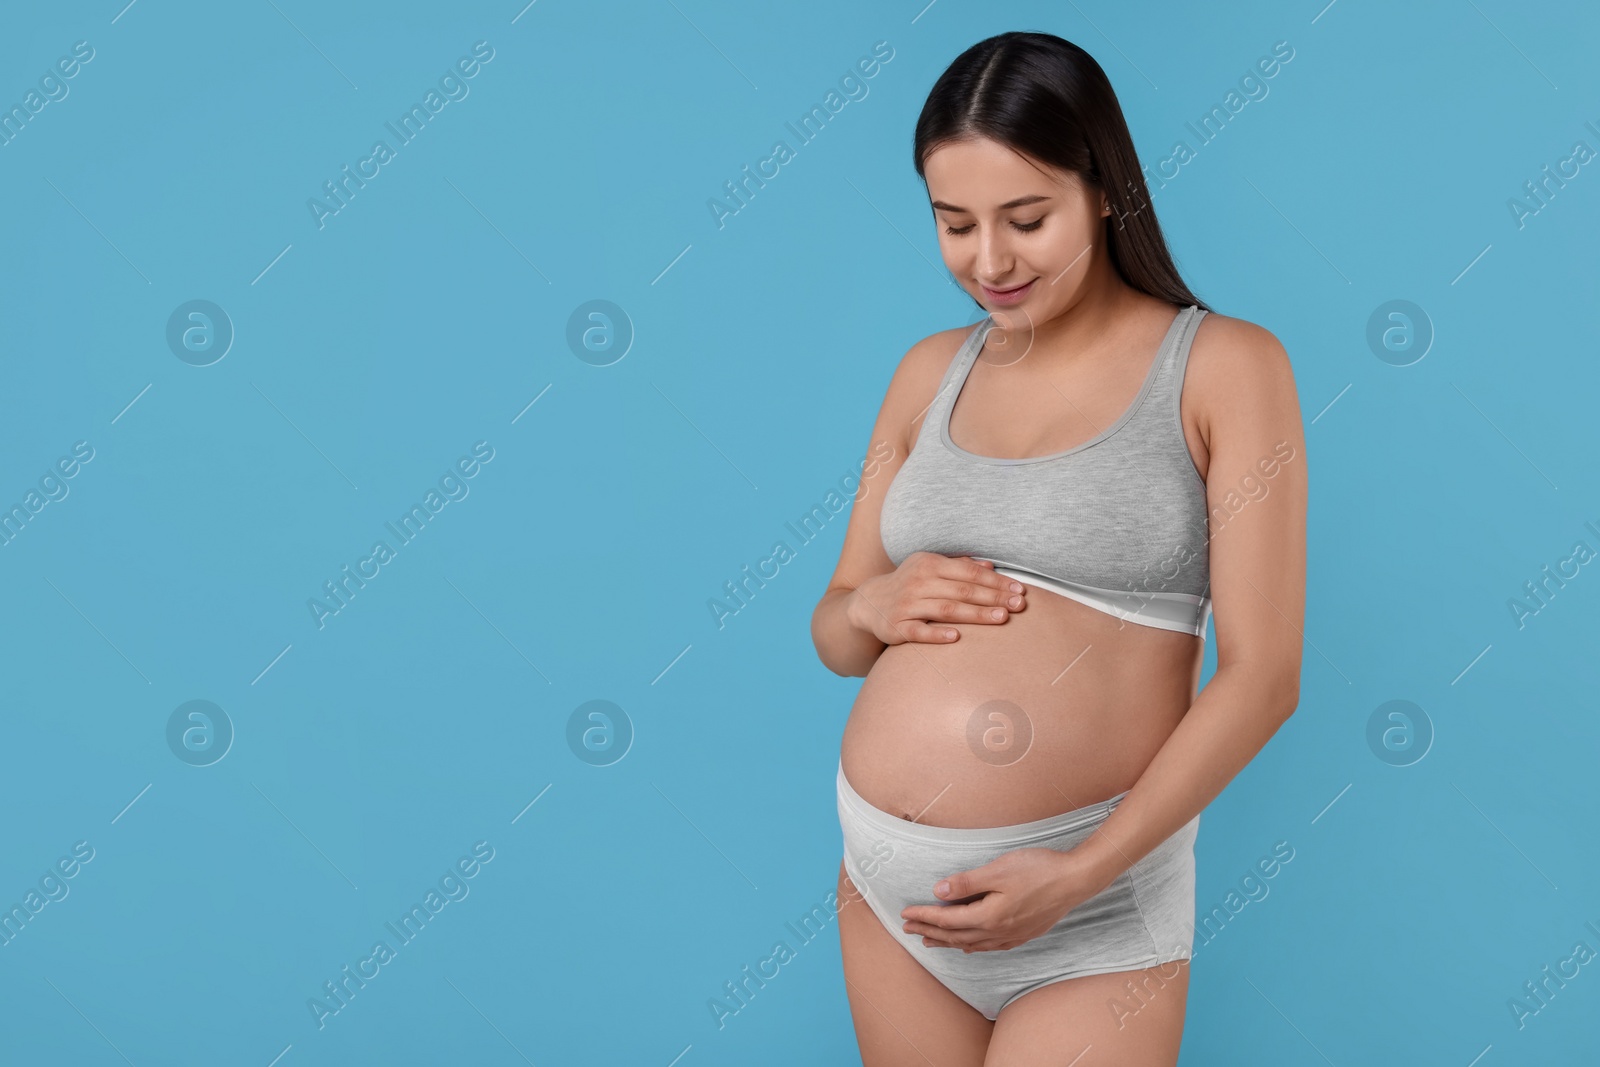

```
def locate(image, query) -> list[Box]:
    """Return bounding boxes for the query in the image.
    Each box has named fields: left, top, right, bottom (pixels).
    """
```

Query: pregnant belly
left=839, top=586, right=1203, bottom=828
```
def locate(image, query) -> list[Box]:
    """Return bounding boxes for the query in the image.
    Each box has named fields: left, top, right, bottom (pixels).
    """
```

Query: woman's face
left=923, top=136, right=1108, bottom=322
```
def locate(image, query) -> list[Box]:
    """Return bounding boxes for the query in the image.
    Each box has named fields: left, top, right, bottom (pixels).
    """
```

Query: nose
left=976, top=225, right=1014, bottom=283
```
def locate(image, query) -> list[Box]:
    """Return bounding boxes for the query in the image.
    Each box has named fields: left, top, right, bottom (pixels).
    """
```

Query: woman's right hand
left=845, top=552, right=1027, bottom=646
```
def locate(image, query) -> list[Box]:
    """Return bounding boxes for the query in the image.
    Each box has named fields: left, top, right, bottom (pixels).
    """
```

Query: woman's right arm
left=810, top=331, right=1026, bottom=678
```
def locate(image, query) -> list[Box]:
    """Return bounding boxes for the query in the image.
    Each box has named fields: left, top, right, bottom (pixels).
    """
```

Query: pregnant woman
left=810, top=32, right=1307, bottom=1066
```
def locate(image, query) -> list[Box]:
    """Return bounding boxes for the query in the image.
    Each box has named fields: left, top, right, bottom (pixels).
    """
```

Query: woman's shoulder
left=902, top=320, right=980, bottom=367
left=1186, top=307, right=1300, bottom=430
left=883, top=321, right=981, bottom=402
left=872, top=322, right=981, bottom=445
left=1190, top=308, right=1291, bottom=375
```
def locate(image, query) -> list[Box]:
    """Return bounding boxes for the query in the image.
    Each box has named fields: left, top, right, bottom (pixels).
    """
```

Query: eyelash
left=944, top=219, right=1044, bottom=236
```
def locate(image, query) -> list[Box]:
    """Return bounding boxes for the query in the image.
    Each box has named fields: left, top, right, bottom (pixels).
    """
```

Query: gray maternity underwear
left=837, top=759, right=1200, bottom=1020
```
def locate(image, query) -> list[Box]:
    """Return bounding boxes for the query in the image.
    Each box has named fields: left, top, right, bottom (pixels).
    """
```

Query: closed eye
left=944, top=218, right=1044, bottom=236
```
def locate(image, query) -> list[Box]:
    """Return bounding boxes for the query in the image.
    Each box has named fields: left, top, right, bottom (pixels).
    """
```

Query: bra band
left=986, top=562, right=1211, bottom=638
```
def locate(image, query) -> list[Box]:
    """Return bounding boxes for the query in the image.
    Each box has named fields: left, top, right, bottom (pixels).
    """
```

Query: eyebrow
left=928, top=194, right=1052, bottom=213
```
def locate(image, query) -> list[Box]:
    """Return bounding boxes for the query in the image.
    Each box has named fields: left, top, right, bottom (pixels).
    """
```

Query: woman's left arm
left=1067, top=313, right=1309, bottom=898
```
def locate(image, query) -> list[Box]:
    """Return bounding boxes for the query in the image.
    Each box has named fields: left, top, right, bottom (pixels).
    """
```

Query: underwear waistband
left=836, top=759, right=1129, bottom=848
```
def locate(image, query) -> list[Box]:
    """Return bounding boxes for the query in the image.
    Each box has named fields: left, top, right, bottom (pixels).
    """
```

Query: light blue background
left=1, top=0, right=1597, bottom=1063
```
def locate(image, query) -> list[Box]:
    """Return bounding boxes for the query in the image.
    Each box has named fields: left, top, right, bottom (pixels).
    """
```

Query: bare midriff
left=838, top=587, right=1204, bottom=828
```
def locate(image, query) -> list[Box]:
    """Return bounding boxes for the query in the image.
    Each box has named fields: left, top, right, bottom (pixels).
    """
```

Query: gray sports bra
left=879, top=304, right=1212, bottom=638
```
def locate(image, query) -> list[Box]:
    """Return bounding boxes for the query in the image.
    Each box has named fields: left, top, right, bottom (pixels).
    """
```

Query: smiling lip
left=981, top=279, right=1035, bottom=304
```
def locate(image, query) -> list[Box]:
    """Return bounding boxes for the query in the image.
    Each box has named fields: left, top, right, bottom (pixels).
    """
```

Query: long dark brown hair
left=914, top=31, right=1210, bottom=312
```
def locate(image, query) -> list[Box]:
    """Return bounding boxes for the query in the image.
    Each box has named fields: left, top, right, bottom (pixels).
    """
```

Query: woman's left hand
left=900, top=847, right=1103, bottom=952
